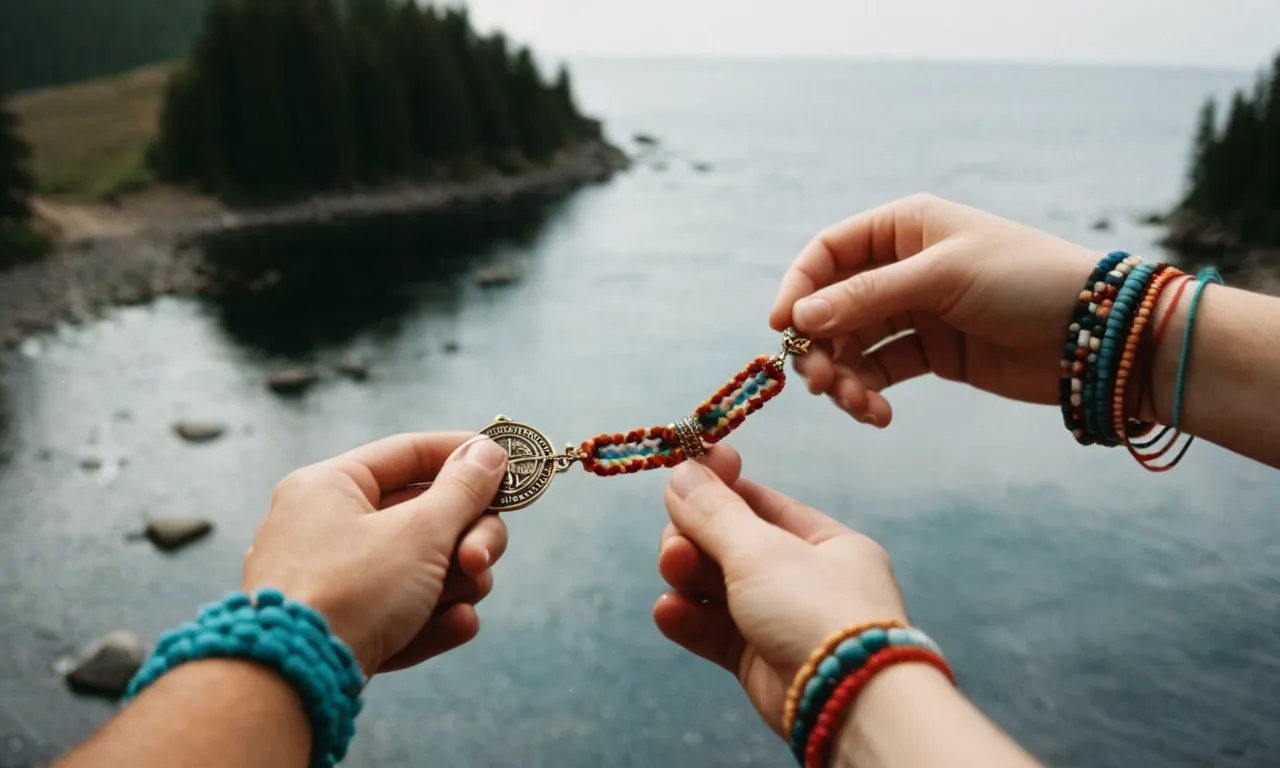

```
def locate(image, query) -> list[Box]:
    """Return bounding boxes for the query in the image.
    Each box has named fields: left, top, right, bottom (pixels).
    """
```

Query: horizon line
left=537, top=51, right=1257, bottom=76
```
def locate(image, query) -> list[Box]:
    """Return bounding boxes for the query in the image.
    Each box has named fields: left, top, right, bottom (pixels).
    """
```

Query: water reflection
left=198, top=199, right=564, bottom=357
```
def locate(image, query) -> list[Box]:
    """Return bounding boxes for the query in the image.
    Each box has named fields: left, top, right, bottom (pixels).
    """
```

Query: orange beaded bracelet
left=780, top=620, right=905, bottom=737
left=1111, top=264, right=1181, bottom=443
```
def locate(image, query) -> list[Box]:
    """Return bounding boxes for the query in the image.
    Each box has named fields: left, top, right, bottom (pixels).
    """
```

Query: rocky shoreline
left=0, top=140, right=628, bottom=350
left=1160, top=207, right=1280, bottom=295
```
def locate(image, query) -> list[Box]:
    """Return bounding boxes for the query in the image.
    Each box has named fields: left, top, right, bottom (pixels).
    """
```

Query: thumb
left=665, top=462, right=776, bottom=566
left=405, top=435, right=507, bottom=540
left=791, top=245, right=951, bottom=337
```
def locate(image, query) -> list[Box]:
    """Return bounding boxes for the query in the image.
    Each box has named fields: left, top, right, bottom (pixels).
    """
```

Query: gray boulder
left=267, top=367, right=319, bottom=395
left=145, top=517, right=214, bottom=551
left=172, top=420, right=226, bottom=443
left=66, top=630, right=147, bottom=698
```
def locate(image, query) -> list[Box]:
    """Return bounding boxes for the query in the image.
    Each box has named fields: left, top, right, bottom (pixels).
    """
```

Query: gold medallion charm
left=481, top=415, right=579, bottom=511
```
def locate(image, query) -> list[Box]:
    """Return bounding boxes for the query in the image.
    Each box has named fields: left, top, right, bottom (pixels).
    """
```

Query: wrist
left=829, top=663, right=958, bottom=768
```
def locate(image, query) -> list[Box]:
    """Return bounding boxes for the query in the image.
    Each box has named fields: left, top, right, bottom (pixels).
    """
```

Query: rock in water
left=145, top=517, right=214, bottom=551
left=1092, top=217, right=1113, bottom=232
left=443, top=341, right=460, bottom=354
left=173, top=420, right=226, bottom=443
left=633, top=132, right=659, bottom=146
left=65, top=630, right=147, bottom=698
left=474, top=265, right=520, bottom=287
left=266, top=367, right=319, bottom=395
left=336, top=355, right=370, bottom=381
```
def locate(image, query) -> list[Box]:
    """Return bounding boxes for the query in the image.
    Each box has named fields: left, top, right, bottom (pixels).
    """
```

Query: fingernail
left=456, top=435, right=507, bottom=471
left=864, top=413, right=879, bottom=426
left=670, top=462, right=712, bottom=499
left=838, top=397, right=853, bottom=411
left=481, top=547, right=491, bottom=566
left=794, top=297, right=833, bottom=330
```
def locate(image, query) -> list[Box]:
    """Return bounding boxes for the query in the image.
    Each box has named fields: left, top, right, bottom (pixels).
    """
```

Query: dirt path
left=30, top=197, right=139, bottom=242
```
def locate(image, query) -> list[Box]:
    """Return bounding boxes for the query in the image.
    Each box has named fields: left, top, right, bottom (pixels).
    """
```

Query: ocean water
left=1, top=59, right=1277, bottom=767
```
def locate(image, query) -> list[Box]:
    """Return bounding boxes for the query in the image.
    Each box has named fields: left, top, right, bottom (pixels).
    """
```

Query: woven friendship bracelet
left=126, top=588, right=364, bottom=768
left=784, top=623, right=950, bottom=765
left=425, top=328, right=813, bottom=511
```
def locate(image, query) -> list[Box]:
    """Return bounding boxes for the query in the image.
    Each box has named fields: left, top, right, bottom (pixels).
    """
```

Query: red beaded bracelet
left=802, top=647, right=956, bottom=768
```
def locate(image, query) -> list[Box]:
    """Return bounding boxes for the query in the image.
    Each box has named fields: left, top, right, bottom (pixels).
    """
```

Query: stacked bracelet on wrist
left=125, top=588, right=364, bottom=768
left=782, top=621, right=955, bottom=767
left=1057, top=250, right=1222, bottom=471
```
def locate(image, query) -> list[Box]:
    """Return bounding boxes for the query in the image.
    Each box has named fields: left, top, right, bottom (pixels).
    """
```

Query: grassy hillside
left=11, top=62, right=174, bottom=198
left=0, top=0, right=204, bottom=93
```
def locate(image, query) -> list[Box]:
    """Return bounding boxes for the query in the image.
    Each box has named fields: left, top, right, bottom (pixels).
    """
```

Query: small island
left=1162, top=50, right=1280, bottom=279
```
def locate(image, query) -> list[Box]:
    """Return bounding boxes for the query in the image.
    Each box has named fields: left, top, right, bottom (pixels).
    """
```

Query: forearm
left=832, top=665, right=1043, bottom=768
left=1145, top=284, right=1280, bottom=469
left=55, top=660, right=311, bottom=768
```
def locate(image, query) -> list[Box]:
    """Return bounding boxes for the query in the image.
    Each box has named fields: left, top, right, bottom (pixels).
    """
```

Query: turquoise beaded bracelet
left=125, top=588, right=364, bottom=768
left=1091, top=260, right=1159, bottom=443
left=787, top=626, right=942, bottom=763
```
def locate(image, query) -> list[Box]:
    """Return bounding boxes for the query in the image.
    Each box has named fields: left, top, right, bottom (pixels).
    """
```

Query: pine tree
left=0, top=94, right=34, bottom=225
left=1186, top=98, right=1217, bottom=209
left=152, top=0, right=593, bottom=200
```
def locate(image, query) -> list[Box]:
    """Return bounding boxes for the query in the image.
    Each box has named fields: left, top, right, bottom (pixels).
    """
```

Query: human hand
left=242, top=432, right=509, bottom=676
left=652, top=446, right=911, bottom=736
left=770, top=194, right=1099, bottom=426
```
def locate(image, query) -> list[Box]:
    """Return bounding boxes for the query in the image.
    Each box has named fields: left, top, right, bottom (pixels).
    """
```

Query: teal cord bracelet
left=125, top=588, right=364, bottom=768
left=1171, top=267, right=1223, bottom=431
left=787, top=626, right=941, bottom=763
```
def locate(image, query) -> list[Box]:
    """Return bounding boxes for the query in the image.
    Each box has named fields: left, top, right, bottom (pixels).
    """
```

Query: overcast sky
left=461, top=0, right=1278, bottom=70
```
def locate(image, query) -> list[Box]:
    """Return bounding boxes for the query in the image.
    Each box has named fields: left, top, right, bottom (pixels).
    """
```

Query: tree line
left=153, top=0, right=598, bottom=203
left=0, top=0, right=206, bottom=93
left=1181, top=52, right=1280, bottom=248
left=0, top=93, right=46, bottom=268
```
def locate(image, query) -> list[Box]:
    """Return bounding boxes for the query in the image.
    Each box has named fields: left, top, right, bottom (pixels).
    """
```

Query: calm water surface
left=2, top=60, right=1278, bottom=767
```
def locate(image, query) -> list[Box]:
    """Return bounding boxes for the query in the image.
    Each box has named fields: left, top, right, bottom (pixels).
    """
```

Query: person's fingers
left=665, top=462, right=776, bottom=566
left=377, top=604, right=480, bottom=673
left=770, top=195, right=935, bottom=331
left=792, top=246, right=952, bottom=339
left=652, top=593, right=745, bottom=676
left=730, top=477, right=850, bottom=545
left=794, top=341, right=839, bottom=395
left=377, top=486, right=424, bottom=510
left=437, top=566, right=494, bottom=607
left=658, top=534, right=727, bottom=601
left=395, top=435, right=507, bottom=540
left=456, top=514, right=508, bottom=578
left=322, top=431, right=475, bottom=506
left=695, top=444, right=743, bottom=487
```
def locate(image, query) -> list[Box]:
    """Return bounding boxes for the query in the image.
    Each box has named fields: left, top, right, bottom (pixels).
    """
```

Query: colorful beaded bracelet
left=1110, top=266, right=1183, bottom=445
left=410, top=328, right=813, bottom=511
left=783, top=623, right=952, bottom=765
left=803, top=647, right=957, bottom=768
left=126, top=588, right=364, bottom=768
left=1059, top=250, right=1130, bottom=444
left=1059, top=251, right=1221, bottom=472
left=780, top=620, right=905, bottom=738
left=1090, top=259, right=1158, bottom=443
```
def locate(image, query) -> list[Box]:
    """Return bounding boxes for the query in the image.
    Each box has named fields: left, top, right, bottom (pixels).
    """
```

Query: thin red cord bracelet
left=802, top=647, right=956, bottom=768
left=1127, top=274, right=1198, bottom=471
